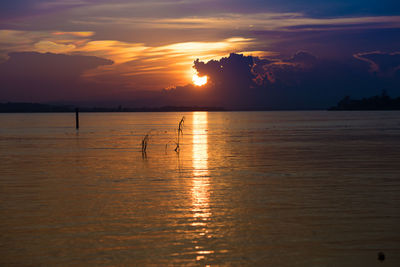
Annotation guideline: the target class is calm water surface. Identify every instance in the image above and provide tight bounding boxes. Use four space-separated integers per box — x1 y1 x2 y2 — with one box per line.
1 111 400 266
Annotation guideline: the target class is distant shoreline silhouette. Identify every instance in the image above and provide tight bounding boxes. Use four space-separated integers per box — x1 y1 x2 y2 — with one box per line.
3 93 400 113
329 90 400 110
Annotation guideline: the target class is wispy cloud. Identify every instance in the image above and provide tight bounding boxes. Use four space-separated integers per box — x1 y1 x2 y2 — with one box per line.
354 51 400 75
34 0 91 10
71 12 400 32
34 40 76 53
0 29 261 89
0 30 94 60
52 31 94 37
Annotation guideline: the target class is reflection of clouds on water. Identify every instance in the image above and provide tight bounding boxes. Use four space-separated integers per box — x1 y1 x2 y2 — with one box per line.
191 112 214 261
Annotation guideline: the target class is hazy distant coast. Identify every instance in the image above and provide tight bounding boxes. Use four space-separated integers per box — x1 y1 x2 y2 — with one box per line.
329 91 400 110
3 92 400 113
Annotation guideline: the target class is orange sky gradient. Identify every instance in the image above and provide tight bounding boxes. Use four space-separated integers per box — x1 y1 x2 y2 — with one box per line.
1 0 400 106
0 29 271 90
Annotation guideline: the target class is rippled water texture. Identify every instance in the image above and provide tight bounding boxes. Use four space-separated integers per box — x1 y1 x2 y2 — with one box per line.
1 111 400 266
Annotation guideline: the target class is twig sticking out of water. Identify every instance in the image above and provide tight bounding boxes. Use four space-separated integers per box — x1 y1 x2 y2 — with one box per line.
141 133 150 154
178 116 184 136
175 116 185 152
378 252 385 262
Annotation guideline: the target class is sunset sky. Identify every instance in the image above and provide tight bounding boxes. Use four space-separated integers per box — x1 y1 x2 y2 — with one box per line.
1 0 400 108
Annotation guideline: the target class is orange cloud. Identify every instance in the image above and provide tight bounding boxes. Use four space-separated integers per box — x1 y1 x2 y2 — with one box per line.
34 40 76 53
52 31 94 37
0 29 266 89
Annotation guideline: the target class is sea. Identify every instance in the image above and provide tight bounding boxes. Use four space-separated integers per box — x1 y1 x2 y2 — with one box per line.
1 111 400 266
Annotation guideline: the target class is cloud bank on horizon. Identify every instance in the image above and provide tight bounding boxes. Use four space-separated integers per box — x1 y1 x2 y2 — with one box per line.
0 0 400 108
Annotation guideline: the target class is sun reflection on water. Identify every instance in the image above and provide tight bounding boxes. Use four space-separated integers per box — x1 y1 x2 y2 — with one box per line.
191 112 213 261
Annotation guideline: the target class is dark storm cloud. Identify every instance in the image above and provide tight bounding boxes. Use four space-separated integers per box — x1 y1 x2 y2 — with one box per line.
194 53 256 90
185 52 400 109
193 51 317 88
0 52 113 102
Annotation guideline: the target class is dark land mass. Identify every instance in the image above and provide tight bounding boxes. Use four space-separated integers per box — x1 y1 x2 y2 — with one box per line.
6 94 400 112
329 91 400 110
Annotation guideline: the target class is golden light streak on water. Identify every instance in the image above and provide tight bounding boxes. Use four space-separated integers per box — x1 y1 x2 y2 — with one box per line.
192 112 209 178
191 112 213 261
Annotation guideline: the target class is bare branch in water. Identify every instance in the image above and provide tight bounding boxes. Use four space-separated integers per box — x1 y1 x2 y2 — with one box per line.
141 133 150 154
175 116 185 152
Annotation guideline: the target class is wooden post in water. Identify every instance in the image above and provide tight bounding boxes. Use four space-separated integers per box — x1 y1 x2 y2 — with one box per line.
75 108 79 129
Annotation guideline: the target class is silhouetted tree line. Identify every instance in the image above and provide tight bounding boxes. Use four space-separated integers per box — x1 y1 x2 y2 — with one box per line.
330 90 400 110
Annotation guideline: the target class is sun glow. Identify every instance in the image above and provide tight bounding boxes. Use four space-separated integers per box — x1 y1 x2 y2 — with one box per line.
192 74 208 86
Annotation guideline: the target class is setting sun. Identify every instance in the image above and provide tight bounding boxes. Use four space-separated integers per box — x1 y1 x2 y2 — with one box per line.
192 73 208 86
